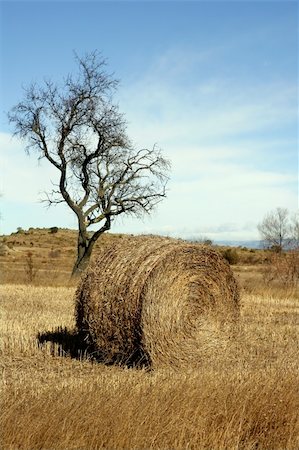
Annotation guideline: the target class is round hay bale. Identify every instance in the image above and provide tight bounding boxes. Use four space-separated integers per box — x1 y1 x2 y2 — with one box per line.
75 235 240 368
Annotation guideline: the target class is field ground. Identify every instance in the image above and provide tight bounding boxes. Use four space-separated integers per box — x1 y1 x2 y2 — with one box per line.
1 229 299 449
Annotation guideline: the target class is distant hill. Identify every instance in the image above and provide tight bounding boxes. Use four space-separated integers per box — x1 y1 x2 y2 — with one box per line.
215 240 262 249
187 238 262 249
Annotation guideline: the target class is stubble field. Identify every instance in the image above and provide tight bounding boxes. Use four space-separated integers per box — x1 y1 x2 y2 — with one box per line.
0 230 298 449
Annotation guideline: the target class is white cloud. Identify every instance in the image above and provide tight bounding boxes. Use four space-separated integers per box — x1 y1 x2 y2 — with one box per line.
0 133 61 201
0 132 78 232
122 79 296 147
119 42 296 151
113 47 297 239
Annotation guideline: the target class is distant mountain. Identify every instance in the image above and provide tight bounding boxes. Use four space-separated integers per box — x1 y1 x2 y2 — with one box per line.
215 240 262 249
188 239 262 249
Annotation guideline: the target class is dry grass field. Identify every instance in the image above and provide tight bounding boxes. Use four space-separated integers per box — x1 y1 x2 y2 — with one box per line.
1 229 299 449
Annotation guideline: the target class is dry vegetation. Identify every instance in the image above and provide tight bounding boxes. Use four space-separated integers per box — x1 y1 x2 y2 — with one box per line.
1 228 299 449
0 228 123 285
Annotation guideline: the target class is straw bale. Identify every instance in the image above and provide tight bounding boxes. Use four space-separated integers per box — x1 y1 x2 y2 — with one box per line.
75 235 240 367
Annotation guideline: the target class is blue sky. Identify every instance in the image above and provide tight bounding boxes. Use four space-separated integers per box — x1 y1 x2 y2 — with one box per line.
0 1 298 241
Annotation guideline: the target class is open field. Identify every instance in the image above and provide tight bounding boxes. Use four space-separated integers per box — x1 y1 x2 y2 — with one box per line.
1 229 299 449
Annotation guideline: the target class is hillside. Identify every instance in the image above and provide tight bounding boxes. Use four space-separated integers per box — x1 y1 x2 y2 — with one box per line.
0 227 268 289
0 228 128 285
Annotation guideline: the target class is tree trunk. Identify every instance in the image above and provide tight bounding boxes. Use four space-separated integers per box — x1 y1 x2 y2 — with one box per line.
71 233 95 278
71 217 111 279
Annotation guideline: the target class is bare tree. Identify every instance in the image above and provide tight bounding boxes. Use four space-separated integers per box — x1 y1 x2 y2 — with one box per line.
257 207 291 252
290 212 299 249
9 52 170 276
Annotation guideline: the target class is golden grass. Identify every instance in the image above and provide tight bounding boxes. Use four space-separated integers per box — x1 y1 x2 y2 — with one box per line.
0 229 130 285
1 282 299 449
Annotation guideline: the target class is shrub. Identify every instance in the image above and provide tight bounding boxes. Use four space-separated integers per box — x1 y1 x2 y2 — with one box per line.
263 251 299 288
24 251 38 283
222 248 239 265
49 227 59 234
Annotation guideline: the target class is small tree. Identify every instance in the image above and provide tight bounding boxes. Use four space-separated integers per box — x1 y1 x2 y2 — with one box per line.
257 207 291 252
290 212 299 250
9 52 170 276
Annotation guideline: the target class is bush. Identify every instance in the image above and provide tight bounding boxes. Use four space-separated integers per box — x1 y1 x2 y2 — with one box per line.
24 251 38 283
49 227 59 234
270 244 282 253
263 251 299 287
222 248 239 265
195 236 213 246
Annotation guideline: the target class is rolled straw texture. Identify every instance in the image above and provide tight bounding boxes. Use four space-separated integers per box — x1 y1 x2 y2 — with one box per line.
75 236 240 367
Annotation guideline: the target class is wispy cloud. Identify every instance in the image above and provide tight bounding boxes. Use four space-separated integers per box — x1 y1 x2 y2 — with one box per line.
114 45 297 239
0 132 79 232
0 133 60 203
122 76 296 145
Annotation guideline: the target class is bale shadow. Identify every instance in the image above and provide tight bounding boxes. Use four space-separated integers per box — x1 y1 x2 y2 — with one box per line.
37 327 91 360
37 327 151 369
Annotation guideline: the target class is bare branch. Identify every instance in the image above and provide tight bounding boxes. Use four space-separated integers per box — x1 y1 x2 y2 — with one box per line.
8 52 170 276
258 207 292 252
